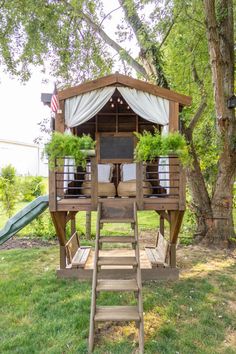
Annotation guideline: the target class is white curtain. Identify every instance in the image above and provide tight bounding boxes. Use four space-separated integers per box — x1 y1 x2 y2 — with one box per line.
158 125 169 194
65 87 116 128
117 87 169 125
63 129 76 191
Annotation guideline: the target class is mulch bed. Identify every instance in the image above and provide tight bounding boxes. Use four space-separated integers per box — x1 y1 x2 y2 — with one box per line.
0 237 57 251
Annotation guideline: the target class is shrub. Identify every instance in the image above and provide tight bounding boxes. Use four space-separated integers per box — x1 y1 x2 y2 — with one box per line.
44 132 95 169
23 210 56 239
20 176 46 202
0 165 19 217
134 130 190 166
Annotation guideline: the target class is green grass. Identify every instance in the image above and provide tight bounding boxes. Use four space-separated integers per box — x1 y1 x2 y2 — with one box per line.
0 246 235 353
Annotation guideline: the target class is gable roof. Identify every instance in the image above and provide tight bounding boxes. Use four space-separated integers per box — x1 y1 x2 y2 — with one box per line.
58 73 192 106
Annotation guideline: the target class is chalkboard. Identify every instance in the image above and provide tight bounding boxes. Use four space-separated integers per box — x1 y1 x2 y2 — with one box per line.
100 135 134 160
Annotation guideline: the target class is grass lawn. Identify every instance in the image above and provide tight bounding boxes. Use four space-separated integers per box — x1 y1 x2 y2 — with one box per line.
0 245 235 353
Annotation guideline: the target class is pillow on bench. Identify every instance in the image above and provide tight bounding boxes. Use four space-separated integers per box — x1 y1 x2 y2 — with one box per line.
82 163 116 197
118 163 152 197
85 163 114 182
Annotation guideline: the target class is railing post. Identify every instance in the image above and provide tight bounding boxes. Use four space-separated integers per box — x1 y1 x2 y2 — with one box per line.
136 162 143 210
91 157 98 210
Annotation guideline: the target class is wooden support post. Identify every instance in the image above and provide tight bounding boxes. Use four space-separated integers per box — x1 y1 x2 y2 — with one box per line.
91 157 98 210
71 215 76 236
86 211 92 239
169 244 176 268
169 210 185 267
136 162 143 210
55 100 65 132
60 245 67 269
50 211 67 269
160 215 165 236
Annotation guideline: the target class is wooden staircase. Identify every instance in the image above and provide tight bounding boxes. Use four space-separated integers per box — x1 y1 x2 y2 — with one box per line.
88 201 144 353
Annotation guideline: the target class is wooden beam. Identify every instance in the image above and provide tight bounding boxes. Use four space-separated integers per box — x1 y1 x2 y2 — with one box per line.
136 162 143 210
66 211 77 223
59 245 67 270
86 211 92 239
58 73 192 106
169 211 185 244
160 216 165 237
50 211 67 246
156 210 170 223
91 157 98 210
55 100 65 132
57 267 179 281
50 211 67 269
169 101 179 132
169 244 176 268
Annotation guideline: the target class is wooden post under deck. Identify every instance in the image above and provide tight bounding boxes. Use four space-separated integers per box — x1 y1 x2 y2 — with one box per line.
51 211 67 269
169 210 184 267
86 211 92 239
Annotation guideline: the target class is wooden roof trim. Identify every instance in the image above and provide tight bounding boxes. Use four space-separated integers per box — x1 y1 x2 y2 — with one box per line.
58 73 192 106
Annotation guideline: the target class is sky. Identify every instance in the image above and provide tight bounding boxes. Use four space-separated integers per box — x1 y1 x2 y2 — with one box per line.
0 72 53 145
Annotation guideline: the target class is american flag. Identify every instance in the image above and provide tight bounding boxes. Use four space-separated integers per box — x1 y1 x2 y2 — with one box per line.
50 84 59 113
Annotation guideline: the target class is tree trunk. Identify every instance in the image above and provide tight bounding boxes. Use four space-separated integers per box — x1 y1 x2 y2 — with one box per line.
203 0 236 246
185 143 213 241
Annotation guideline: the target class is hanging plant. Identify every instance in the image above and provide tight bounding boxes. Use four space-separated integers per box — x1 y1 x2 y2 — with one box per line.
44 132 96 169
134 130 190 166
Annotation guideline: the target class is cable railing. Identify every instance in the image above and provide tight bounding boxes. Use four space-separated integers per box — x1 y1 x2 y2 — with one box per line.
49 155 185 210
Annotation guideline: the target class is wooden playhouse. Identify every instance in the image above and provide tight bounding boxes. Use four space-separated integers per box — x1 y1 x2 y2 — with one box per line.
49 73 191 281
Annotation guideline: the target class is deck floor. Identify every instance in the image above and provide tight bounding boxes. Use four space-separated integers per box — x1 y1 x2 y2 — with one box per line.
84 249 152 269
57 248 179 280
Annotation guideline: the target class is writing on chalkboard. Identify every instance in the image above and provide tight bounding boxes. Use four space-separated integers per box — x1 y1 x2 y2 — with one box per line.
99 135 134 161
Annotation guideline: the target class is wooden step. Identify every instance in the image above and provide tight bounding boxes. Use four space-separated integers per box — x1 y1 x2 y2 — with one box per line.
98 256 137 266
99 236 136 244
100 218 135 224
96 279 138 292
94 306 140 321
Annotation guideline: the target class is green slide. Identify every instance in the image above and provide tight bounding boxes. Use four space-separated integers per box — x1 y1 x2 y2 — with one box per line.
0 195 49 245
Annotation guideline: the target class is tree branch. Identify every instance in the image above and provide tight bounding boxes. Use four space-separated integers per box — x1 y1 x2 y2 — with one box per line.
81 12 149 79
100 6 122 26
188 97 207 134
185 62 207 135
118 0 169 87
158 18 176 49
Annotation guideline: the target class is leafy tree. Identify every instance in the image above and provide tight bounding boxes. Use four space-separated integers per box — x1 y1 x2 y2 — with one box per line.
0 165 19 217
0 0 235 246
